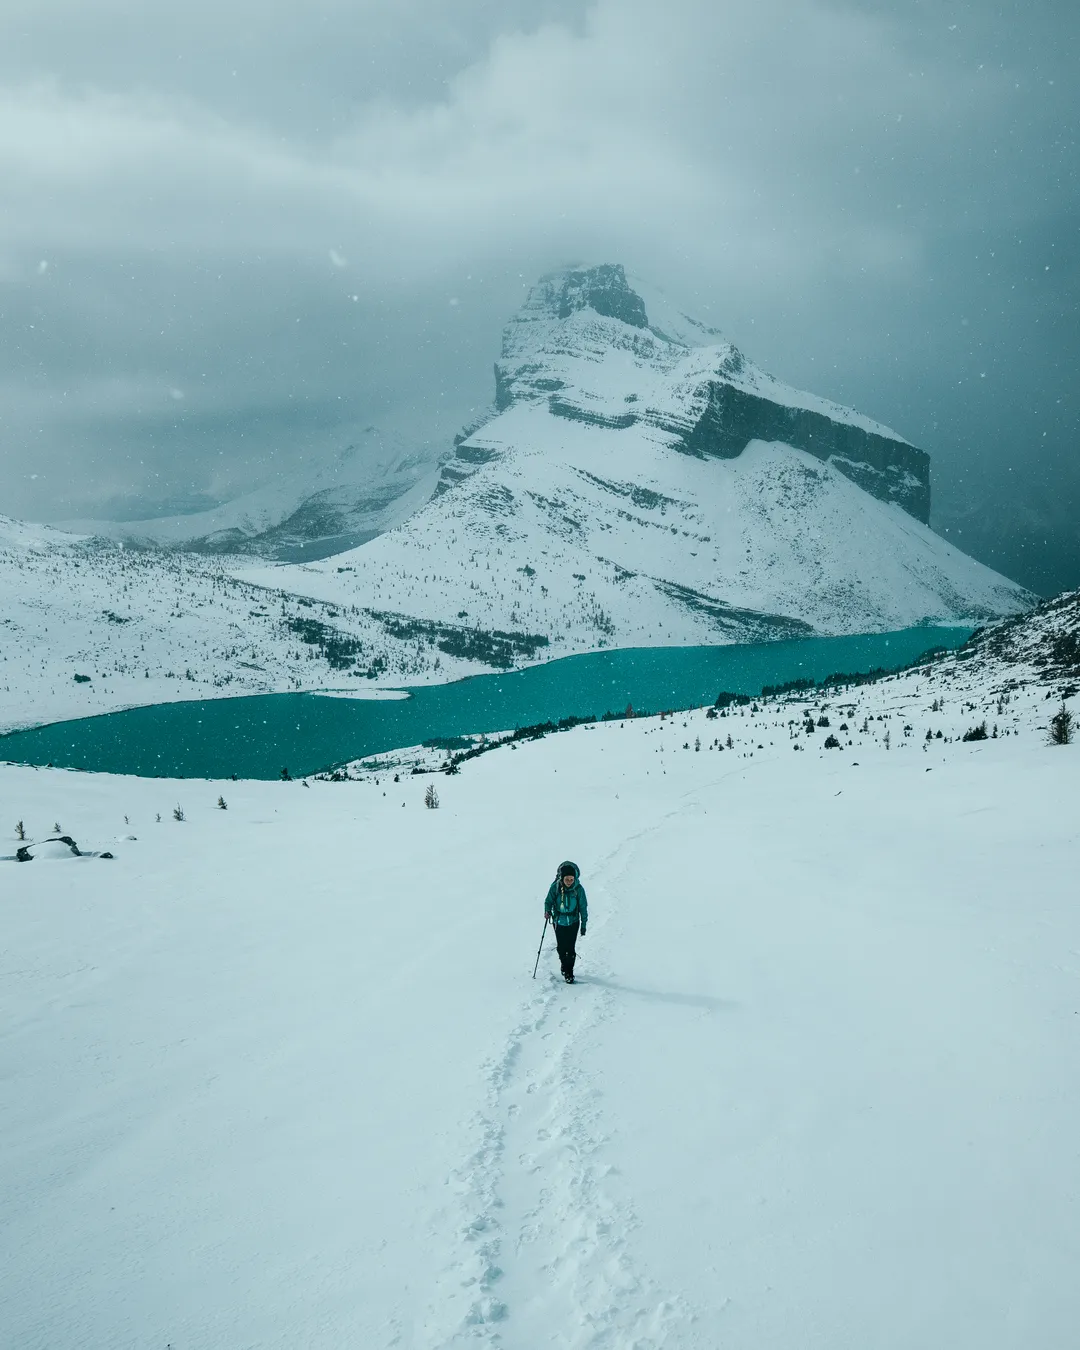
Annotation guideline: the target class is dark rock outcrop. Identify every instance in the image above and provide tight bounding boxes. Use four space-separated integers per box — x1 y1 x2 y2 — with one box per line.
554 263 649 327
677 381 931 523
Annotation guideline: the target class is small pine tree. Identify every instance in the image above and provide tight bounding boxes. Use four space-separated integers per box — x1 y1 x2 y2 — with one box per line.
53 822 61 834
725 733 733 750
173 805 185 822
15 820 25 841
425 784 440 809
156 813 162 823
1049 701 1074 745
217 796 227 810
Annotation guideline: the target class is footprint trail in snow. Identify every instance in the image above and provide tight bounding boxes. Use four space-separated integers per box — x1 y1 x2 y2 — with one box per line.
424 864 696 1349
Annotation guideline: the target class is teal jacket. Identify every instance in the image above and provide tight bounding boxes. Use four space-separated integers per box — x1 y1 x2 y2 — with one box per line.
545 861 588 929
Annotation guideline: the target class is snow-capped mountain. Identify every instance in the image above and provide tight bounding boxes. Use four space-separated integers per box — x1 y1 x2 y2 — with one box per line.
245 264 1031 648
60 428 439 563
0 266 1038 733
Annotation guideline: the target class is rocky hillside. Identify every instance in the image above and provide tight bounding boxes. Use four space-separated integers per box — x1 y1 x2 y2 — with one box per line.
964 587 1080 682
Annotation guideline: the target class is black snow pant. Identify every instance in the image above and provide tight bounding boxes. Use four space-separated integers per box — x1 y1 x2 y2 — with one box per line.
554 920 580 978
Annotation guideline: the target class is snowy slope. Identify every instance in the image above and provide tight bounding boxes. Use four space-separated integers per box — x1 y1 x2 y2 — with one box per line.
253 424 1028 651
243 267 1030 653
60 427 438 562
0 515 518 733
2 629 1077 1349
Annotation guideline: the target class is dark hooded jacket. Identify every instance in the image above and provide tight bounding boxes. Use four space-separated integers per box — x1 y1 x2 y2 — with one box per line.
545 860 588 929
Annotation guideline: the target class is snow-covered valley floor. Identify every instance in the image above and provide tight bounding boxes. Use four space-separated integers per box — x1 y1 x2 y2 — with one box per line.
2 659 1078 1349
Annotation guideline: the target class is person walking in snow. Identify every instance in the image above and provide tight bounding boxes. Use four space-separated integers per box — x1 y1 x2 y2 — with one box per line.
545 860 588 983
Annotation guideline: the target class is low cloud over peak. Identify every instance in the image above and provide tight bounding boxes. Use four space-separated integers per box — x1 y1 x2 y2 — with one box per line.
1 0 1077 592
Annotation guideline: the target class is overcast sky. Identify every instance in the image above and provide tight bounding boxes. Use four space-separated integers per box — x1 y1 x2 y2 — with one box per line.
1 0 1077 591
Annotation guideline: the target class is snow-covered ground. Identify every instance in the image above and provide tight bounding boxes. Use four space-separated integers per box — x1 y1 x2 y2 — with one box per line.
0 515 506 734
3 619 1077 1349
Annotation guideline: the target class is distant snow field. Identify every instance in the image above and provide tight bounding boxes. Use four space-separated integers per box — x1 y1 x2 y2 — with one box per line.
3 639 1077 1349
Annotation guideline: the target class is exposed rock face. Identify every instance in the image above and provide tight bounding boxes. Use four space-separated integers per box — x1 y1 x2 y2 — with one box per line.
549 263 650 327
490 263 931 522
678 381 931 522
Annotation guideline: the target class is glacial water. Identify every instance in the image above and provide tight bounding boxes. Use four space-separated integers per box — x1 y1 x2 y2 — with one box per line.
0 627 971 779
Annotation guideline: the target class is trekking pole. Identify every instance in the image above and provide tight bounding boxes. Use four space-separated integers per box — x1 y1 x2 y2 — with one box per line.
531 916 550 979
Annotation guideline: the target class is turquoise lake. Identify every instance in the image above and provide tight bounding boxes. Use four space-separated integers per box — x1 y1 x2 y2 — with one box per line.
0 627 971 780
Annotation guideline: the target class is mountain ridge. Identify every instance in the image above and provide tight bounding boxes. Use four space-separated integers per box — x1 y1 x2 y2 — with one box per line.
58 427 438 563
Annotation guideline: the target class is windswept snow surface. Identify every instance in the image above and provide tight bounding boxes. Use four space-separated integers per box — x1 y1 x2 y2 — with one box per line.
2 650 1078 1349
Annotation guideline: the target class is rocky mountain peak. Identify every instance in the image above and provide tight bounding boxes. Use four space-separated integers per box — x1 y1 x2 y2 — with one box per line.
486 263 933 523
538 263 650 328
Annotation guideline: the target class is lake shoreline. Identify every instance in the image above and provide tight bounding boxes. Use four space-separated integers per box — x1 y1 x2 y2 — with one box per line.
0 627 973 779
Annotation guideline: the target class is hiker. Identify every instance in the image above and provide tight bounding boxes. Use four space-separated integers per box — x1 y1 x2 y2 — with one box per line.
545 860 588 983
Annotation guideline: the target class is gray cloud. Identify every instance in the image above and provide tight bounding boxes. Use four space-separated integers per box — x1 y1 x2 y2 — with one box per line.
0 0 1076 591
